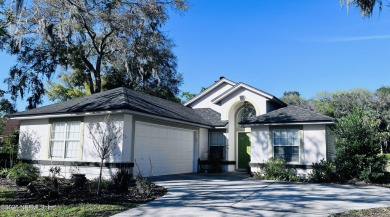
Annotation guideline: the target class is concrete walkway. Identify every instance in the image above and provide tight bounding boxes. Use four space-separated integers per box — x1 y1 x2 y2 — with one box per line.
112 173 390 217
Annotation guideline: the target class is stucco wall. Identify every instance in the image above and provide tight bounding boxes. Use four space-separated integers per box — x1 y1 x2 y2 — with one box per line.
19 119 50 160
198 128 209 161
37 164 127 180
250 125 270 163
189 82 233 113
303 124 327 165
83 114 125 163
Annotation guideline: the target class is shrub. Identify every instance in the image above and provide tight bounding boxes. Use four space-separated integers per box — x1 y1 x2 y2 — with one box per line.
7 163 40 186
0 168 9 178
112 168 131 193
88 177 113 193
309 159 337 183
263 158 298 181
333 109 388 183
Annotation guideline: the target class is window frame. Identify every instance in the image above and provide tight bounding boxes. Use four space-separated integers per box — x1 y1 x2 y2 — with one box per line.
270 126 303 164
48 118 83 160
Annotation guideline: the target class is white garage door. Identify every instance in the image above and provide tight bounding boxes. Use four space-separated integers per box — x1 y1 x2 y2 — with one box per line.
134 122 195 177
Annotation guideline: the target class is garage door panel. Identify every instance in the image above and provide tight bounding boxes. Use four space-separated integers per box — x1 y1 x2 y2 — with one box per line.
134 122 194 177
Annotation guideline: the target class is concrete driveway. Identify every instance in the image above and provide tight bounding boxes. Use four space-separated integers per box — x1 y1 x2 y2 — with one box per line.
112 173 390 217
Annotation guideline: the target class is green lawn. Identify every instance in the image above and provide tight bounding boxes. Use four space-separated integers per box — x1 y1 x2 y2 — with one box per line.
0 185 138 217
0 203 137 217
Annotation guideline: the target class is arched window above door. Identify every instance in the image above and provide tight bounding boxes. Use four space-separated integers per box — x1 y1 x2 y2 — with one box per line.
241 106 256 122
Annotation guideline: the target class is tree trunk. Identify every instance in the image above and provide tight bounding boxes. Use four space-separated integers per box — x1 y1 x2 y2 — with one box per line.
94 55 102 93
97 158 104 196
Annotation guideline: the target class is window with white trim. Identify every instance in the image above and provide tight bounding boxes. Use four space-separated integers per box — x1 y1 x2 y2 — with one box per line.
50 121 81 159
273 129 300 162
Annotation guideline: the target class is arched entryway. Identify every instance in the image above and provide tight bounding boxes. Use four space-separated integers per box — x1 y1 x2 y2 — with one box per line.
236 102 256 170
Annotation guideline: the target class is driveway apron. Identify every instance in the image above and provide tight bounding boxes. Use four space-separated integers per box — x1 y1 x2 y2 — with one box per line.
112 173 390 217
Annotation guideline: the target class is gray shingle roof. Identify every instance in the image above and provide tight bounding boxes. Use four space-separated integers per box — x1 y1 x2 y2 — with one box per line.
193 108 228 127
239 105 334 125
9 87 214 127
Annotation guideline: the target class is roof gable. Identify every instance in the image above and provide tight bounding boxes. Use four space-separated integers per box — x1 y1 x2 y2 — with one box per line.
183 77 236 106
239 105 334 125
212 82 286 106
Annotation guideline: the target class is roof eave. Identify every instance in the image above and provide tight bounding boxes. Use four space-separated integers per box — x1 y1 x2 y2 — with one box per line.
212 83 275 104
240 121 334 127
10 109 214 129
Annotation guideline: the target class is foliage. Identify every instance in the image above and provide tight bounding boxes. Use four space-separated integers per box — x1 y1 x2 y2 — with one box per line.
46 72 90 102
333 108 387 182
180 87 207 103
0 90 16 117
280 91 306 107
135 174 154 197
7 163 40 186
3 0 188 108
0 168 8 178
263 158 299 181
87 115 123 196
339 0 382 17
88 177 113 192
180 91 197 103
112 168 132 193
0 130 19 168
103 67 183 103
309 159 337 183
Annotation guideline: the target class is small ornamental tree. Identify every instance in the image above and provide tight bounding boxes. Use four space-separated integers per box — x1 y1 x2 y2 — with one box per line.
333 108 387 182
88 115 123 196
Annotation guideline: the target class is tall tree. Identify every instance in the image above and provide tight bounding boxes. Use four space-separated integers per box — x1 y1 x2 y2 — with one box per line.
4 0 188 108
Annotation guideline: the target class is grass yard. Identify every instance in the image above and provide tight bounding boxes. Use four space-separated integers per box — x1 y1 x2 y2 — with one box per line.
0 181 145 217
330 207 390 217
0 203 137 217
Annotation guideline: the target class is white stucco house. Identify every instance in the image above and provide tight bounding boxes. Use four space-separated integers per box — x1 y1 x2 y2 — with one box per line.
9 77 334 179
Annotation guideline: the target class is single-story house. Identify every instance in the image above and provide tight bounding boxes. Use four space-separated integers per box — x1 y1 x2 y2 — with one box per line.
8 77 334 179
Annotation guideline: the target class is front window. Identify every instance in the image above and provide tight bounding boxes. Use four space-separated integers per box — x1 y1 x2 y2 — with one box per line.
209 132 225 160
273 129 300 162
50 121 81 159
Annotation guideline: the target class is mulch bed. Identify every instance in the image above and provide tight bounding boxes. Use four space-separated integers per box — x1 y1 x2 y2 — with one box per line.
0 177 167 205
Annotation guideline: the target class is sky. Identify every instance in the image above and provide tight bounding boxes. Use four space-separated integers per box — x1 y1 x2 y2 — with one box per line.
1 1 390 111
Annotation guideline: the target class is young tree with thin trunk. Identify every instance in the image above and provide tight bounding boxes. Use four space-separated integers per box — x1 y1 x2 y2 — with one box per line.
87 115 123 196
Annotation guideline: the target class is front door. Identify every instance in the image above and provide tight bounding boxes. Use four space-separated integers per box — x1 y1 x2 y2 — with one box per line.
238 132 251 170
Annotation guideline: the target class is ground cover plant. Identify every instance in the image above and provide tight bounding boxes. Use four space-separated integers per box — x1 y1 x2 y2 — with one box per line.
0 167 167 216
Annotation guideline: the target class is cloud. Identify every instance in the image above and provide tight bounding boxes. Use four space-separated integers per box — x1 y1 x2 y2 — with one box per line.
304 34 390 42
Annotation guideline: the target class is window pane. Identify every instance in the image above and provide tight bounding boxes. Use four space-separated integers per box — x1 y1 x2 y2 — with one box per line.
65 141 78 158
274 137 280 146
209 132 224 146
67 122 80 140
50 141 64 158
51 123 65 140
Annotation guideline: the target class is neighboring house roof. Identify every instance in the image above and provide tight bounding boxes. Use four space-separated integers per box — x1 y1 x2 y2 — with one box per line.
193 108 228 127
239 105 334 126
212 82 286 106
0 119 20 137
184 77 236 106
8 87 216 127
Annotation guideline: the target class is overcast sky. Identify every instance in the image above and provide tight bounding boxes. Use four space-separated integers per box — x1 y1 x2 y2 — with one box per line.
1 1 390 111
